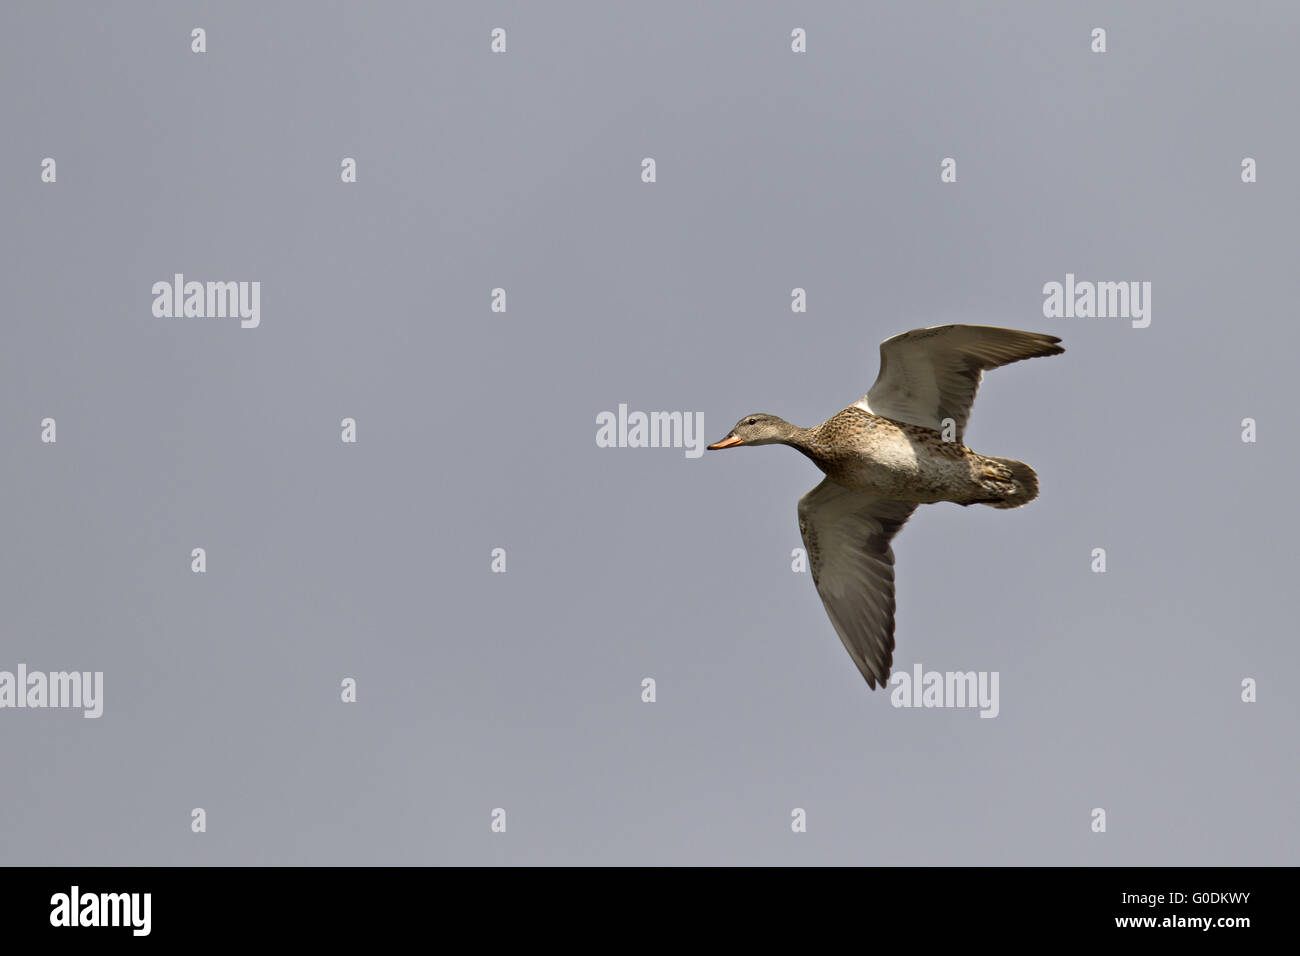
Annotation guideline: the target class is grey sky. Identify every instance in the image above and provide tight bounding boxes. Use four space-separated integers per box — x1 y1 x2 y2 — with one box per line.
1 1 1296 865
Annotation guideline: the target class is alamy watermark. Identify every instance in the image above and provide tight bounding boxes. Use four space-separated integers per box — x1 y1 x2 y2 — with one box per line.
50 886 150 936
596 404 706 459
152 273 260 328
889 664 999 718
1042 273 1150 328
0 664 103 718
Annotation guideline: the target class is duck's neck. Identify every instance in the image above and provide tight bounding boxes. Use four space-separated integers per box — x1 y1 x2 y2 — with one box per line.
777 423 823 463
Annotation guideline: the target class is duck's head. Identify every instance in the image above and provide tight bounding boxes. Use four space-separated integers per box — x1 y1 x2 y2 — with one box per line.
708 413 796 449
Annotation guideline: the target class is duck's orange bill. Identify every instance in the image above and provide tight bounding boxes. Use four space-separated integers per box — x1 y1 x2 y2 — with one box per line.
707 434 744 449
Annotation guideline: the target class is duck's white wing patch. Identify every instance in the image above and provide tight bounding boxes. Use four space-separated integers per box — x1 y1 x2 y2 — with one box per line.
797 479 916 690
860 324 1063 441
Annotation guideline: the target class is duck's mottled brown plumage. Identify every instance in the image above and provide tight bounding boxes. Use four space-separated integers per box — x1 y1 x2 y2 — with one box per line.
781 406 1023 505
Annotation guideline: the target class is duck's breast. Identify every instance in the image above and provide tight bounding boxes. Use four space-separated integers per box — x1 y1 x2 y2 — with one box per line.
816 412 973 501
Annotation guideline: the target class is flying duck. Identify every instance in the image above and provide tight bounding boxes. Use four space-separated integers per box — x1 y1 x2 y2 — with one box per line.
707 324 1064 688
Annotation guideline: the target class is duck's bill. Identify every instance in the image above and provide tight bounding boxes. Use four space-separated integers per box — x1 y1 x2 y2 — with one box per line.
707 434 744 449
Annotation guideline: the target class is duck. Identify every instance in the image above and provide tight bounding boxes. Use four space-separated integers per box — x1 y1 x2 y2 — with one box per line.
707 324 1064 689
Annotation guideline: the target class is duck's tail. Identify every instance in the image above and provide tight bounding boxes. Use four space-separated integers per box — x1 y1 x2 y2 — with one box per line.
978 456 1039 509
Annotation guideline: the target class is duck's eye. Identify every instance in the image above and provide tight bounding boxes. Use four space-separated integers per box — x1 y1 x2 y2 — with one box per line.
744 418 757 426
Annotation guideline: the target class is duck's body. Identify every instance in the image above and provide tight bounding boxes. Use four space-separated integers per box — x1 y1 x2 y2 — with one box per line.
780 405 1003 504
787 406 1029 506
707 324 1063 689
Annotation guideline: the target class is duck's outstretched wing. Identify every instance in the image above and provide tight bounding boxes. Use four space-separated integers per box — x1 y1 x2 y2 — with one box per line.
858 325 1063 442
798 479 917 689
